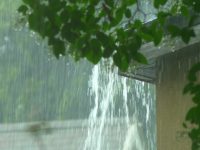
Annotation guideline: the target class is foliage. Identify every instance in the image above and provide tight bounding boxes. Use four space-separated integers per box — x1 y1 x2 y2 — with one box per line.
183 63 200 150
17 0 200 149
18 0 199 71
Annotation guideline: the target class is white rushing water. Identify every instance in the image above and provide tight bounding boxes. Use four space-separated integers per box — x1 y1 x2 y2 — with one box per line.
83 61 156 150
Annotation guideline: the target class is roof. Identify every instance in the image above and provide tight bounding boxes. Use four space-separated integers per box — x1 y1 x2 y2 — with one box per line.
119 22 200 83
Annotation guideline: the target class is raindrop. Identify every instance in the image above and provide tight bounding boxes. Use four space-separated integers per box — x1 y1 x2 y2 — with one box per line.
0 45 6 53
30 31 36 37
171 45 176 52
178 61 181 69
4 36 9 42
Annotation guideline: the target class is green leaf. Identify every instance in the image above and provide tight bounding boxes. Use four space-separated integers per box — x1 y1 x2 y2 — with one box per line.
139 32 153 42
181 28 195 44
157 11 171 25
187 62 200 82
167 25 181 37
113 52 129 71
138 25 153 42
18 5 28 15
114 7 124 25
50 39 65 58
125 9 131 18
189 128 200 150
192 92 200 104
186 106 200 124
153 28 163 46
90 0 99 5
190 85 200 94
183 0 200 13
127 33 142 52
189 15 199 27
61 24 79 43
28 13 41 32
105 0 114 7
126 0 136 5
102 22 110 31
170 4 179 14
132 52 148 64
189 128 200 141
103 47 115 58
22 0 35 6
183 0 193 6
116 29 127 42
85 39 102 64
154 0 168 8
48 0 66 12
182 122 187 128
96 31 109 44
86 5 95 22
96 32 115 58
183 82 194 94
193 0 200 13
181 5 189 17
133 20 142 29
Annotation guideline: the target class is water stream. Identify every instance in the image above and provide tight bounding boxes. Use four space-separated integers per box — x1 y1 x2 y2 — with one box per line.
83 61 156 150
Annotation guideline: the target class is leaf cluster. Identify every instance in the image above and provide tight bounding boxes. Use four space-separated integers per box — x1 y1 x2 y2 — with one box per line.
183 63 200 150
18 0 198 72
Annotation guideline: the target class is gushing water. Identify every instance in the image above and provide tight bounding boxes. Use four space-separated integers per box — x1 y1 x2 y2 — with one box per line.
84 62 120 150
122 122 144 150
84 61 156 150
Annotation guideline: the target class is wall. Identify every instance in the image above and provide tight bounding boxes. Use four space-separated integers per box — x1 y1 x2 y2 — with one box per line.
156 43 200 150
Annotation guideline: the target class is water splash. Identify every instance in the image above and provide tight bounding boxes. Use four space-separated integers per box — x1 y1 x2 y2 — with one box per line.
123 121 144 150
84 61 119 150
84 61 156 150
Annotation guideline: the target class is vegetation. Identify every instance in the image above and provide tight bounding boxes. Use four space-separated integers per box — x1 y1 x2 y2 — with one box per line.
17 0 200 149
18 0 199 71
183 63 200 150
